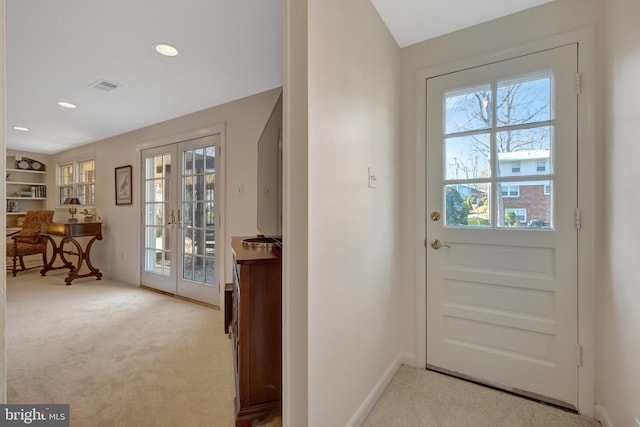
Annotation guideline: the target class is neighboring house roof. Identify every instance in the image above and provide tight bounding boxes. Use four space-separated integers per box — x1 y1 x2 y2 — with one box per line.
497 150 550 161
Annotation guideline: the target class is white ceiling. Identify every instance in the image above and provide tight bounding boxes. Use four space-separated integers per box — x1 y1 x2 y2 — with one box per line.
7 0 283 154
370 0 555 48
6 0 554 155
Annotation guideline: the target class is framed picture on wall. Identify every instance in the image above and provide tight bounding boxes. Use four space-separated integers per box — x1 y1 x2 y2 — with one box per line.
115 165 132 205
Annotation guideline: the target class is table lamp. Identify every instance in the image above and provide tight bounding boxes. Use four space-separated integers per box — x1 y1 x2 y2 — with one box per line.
64 198 81 222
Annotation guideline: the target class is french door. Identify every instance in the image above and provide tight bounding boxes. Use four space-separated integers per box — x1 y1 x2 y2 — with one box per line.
426 45 578 408
140 134 221 306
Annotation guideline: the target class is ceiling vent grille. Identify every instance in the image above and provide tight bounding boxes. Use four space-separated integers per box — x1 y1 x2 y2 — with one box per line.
90 80 120 92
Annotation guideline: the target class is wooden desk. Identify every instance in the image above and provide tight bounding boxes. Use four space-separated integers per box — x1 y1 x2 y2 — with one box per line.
40 222 103 285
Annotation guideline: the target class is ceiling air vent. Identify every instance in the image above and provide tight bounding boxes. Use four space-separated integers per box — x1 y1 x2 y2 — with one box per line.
90 79 120 92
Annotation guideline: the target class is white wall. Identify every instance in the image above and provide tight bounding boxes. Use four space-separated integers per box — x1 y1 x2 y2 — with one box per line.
50 88 281 286
306 0 403 426
600 0 640 425
1 0 6 404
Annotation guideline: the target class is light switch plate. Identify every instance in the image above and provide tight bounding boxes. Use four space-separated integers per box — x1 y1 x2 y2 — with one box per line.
368 167 377 188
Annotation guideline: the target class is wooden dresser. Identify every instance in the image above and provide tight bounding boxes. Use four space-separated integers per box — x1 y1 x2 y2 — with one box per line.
229 237 282 427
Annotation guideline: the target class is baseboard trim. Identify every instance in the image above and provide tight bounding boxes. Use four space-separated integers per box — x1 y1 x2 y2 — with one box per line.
595 405 614 427
345 352 415 427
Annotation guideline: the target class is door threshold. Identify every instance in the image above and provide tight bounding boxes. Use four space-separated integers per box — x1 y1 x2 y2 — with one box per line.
425 364 577 413
139 285 220 310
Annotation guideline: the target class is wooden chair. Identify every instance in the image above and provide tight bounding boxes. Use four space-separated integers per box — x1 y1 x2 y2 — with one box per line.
6 210 54 277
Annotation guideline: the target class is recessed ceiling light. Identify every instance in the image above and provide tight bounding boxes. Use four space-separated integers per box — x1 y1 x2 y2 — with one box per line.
58 101 77 109
13 126 29 132
154 43 179 57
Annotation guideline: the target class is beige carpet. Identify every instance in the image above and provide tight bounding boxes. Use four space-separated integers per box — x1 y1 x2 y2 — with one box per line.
362 365 600 427
6 271 281 427
7 271 599 427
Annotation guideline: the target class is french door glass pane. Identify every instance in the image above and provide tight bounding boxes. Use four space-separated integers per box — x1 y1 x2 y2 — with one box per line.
497 75 552 126
184 255 193 281
497 180 553 229
195 256 205 282
497 127 553 176
206 146 216 173
445 85 492 134
205 258 215 285
444 183 491 228
445 134 491 180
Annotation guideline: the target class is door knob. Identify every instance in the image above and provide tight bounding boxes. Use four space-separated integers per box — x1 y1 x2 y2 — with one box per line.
430 239 451 250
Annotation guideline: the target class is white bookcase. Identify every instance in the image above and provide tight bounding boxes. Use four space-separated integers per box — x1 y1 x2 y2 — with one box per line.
6 155 48 228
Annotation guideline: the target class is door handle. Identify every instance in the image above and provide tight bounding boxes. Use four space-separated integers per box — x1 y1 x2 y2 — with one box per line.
430 239 451 250
169 209 175 225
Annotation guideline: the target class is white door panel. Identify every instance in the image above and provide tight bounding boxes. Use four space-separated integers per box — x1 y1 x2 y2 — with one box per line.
426 44 578 408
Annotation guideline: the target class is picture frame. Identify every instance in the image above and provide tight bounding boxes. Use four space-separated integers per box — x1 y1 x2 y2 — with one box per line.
115 165 133 205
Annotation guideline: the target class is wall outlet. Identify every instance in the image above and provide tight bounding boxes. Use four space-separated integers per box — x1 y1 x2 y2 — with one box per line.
368 167 377 188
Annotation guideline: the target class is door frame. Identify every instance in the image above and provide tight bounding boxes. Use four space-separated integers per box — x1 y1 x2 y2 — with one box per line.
136 124 227 309
413 27 597 416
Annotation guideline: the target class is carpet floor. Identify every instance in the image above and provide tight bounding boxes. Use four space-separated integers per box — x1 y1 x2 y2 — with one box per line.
7 271 599 427
6 271 280 427
362 365 600 427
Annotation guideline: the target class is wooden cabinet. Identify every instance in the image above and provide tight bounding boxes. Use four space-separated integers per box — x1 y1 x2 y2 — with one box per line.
229 237 282 427
6 155 48 228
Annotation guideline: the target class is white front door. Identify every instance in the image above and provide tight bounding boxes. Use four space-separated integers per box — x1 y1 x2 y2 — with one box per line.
141 134 221 306
426 44 578 408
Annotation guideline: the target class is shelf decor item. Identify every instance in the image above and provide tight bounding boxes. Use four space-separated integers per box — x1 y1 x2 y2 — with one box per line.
115 165 132 205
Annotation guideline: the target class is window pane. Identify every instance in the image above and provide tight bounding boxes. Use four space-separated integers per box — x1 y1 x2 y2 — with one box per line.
445 183 491 228
194 148 205 174
205 174 215 201
59 164 74 185
205 257 215 285
497 127 552 177
497 180 552 229
59 186 73 205
497 75 552 127
194 256 205 282
184 150 193 176
77 184 95 205
206 146 216 173
445 134 491 180
183 255 193 281
78 160 95 183
445 85 492 134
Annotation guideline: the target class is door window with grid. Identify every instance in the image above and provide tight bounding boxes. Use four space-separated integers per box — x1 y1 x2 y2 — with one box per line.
443 73 555 229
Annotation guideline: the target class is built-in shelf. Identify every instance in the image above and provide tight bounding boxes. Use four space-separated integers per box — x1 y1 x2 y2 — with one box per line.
6 156 49 228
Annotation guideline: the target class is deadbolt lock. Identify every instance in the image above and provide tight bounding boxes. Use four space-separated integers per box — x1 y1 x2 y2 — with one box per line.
430 212 441 221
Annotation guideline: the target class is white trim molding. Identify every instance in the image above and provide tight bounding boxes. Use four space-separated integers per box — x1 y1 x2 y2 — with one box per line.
595 405 615 427
346 353 416 427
